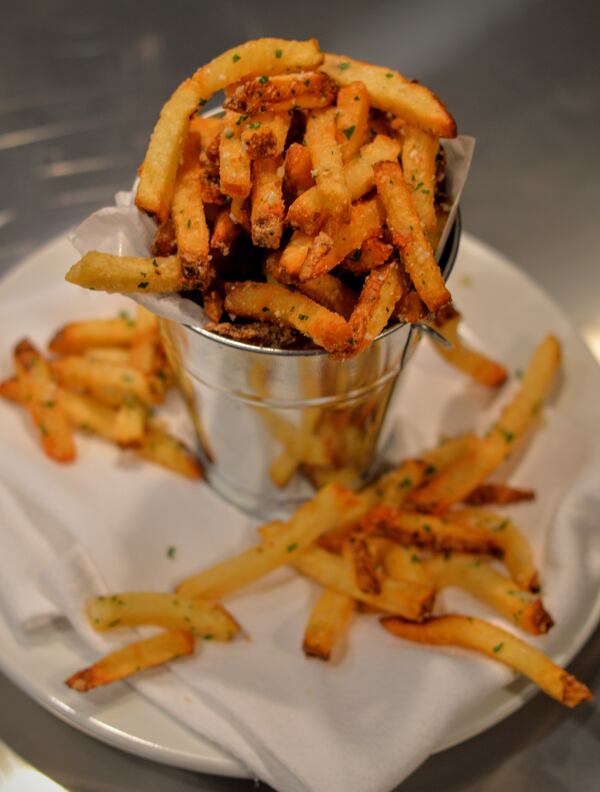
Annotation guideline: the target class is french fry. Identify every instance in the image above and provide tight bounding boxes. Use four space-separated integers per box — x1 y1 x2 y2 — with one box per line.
50 356 160 407
381 543 431 585
57 388 119 440
299 198 384 281
188 115 224 151
381 615 592 707
128 306 160 374
425 554 553 635
269 448 301 488
65 629 195 692
241 112 291 159
135 79 204 221
396 289 427 324
65 253 188 294
13 339 76 463
177 483 359 600
0 375 21 403
342 533 380 595
363 506 502 556
464 484 535 506
374 160 450 312
224 282 353 353
250 156 285 248
229 197 251 231
302 589 355 661
219 112 252 198
321 54 456 138
343 236 393 275
348 261 403 352
224 71 335 114
280 230 313 276
287 134 401 235
137 425 203 480
205 321 300 348
113 400 146 448
409 336 561 513
171 125 211 285
370 459 429 508
87 592 238 640
203 289 224 323
429 305 508 387
305 108 351 221
151 216 177 257
284 142 315 195
336 81 370 162
211 207 240 255
420 433 480 475
49 314 138 354
401 126 439 235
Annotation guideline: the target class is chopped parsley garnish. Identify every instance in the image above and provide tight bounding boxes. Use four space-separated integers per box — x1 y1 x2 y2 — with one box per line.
287 542 298 553
198 98 208 106
258 75 269 84
412 181 424 193
261 306 269 312
492 642 504 653
342 125 356 140
515 368 524 379
275 48 283 58
248 122 261 129
351 249 362 261
166 545 176 559
297 314 309 321
224 130 234 139
422 524 432 533
498 427 515 443
425 464 437 475
43 400 55 408
39 424 49 436
232 53 241 63
339 62 350 70
187 218 192 229
236 114 248 125
304 78 311 86
152 258 159 268
493 519 509 533
410 554 421 563
137 282 149 289
385 72 393 79
398 477 412 488
203 634 214 640
108 619 121 628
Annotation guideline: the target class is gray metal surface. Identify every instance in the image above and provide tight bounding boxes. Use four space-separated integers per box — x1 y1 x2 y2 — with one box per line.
1 1 599 790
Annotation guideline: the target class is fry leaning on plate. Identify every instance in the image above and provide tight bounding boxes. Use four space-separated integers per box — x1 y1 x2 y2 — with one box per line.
0 34 593 782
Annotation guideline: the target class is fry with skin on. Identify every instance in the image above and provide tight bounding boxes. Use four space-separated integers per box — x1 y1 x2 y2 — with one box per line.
202 289 224 323
343 237 393 275
250 157 285 248
188 115 224 151
303 589 355 661
287 134 401 235
401 126 439 235
224 71 335 114
342 533 380 595
87 592 238 640
336 81 370 162
241 112 291 159
299 198 384 281
279 231 313 277
219 112 252 198
321 53 456 138
429 305 508 387
229 197 251 231
13 340 76 463
374 160 451 312
224 282 353 353
305 108 351 222
65 253 189 294
65 630 195 692
177 484 359 600
284 142 315 195
137 425 203 480
347 261 403 353
381 615 592 708
410 335 561 513
211 207 240 256
204 321 300 348
464 484 535 506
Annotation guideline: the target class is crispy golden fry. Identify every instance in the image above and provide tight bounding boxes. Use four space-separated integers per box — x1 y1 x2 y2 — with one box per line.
50 356 160 407
425 554 553 635
113 400 146 448
284 142 315 195
211 207 241 255
224 71 335 114
65 253 188 294
369 459 429 508
322 53 456 138
172 126 211 285
453 509 539 592
202 289 224 323
57 388 119 440
303 464 360 491
188 115 224 151
241 112 291 159
87 592 238 640
192 38 324 97
224 282 353 353
13 339 76 463
302 589 355 661
336 81 370 162
299 199 384 281
363 506 502 556
465 484 535 506
135 79 204 221
204 321 300 348
250 156 285 248
198 156 227 205
374 161 450 312
49 315 138 354
429 305 508 387
229 197 251 231
348 261 403 352
0 375 20 402
342 533 380 595
177 483 358 600
65 629 195 692
381 615 592 707
305 108 351 222
219 112 252 198
410 336 561 513
287 134 401 235
128 306 160 374
396 289 427 324
265 253 356 319
151 216 177 257
137 425 203 479
420 433 480 476
280 230 313 276
381 543 430 585
401 126 438 235
343 236 393 275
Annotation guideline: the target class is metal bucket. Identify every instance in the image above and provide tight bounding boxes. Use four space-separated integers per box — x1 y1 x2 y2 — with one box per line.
160 213 461 519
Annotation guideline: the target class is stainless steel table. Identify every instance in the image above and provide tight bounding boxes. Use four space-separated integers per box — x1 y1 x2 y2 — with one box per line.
1 1 599 789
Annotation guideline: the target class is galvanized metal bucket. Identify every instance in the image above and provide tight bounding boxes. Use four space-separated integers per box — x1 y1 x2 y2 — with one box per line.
160 213 461 519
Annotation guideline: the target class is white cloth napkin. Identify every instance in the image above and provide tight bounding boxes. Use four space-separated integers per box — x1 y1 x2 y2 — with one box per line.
1 276 600 792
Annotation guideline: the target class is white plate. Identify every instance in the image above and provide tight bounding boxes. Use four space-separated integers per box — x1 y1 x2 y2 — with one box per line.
1 232 599 779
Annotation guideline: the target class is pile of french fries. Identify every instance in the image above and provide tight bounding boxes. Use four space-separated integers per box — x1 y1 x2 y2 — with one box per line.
65 37 459 356
65 334 592 710
0 307 202 479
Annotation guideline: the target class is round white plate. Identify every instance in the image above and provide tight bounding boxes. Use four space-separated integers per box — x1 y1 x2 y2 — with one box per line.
1 232 599 778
